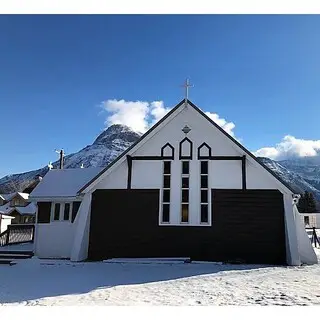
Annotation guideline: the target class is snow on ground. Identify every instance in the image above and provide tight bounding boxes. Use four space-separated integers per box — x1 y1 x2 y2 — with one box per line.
0 242 34 252
1 249 320 306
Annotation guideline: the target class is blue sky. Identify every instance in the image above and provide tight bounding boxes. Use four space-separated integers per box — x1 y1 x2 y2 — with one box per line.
1 14 320 176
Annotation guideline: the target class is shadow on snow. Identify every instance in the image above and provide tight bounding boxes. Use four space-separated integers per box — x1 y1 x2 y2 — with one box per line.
0 260 283 304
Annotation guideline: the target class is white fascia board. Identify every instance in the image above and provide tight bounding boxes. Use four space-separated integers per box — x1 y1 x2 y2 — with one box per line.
29 196 83 202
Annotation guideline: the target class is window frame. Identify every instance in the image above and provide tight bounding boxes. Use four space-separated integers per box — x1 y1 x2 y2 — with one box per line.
200 160 210 225
180 160 190 224
160 161 171 224
51 202 73 223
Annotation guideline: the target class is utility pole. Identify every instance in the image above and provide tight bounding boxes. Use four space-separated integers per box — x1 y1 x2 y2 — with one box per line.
55 149 65 169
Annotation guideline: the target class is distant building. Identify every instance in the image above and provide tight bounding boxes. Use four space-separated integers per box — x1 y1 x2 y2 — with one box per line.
300 212 320 228
0 176 42 224
0 192 36 224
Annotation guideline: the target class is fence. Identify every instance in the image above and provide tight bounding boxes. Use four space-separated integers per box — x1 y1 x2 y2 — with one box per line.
0 224 35 247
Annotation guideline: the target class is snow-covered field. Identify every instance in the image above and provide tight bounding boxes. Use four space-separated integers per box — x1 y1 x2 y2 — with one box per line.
1 247 320 306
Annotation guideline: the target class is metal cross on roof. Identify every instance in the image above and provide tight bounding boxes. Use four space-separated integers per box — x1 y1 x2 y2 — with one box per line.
181 78 194 101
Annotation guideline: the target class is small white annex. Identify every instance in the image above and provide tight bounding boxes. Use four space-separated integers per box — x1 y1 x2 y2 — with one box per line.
0 214 14 233
29 167 102 259
30 99 317 266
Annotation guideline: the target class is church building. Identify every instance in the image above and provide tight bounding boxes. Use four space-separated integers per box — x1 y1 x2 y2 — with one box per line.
30 99 317 266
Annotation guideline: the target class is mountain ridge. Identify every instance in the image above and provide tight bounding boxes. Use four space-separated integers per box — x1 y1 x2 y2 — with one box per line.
1 124 320 203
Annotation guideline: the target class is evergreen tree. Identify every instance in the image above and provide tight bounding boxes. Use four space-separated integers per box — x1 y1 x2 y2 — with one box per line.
306 192 317 213
297 191 317 213
297 192 307 212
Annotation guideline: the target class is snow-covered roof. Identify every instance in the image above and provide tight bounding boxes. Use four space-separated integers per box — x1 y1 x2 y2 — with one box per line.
0 214 14 219
1 193 16 201
0 203 13 215
30 168 103 199
0 192 29 202
0 202 36 216
15 202 37 216
17 193 29 200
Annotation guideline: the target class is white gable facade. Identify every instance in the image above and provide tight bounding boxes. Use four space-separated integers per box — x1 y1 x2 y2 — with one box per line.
33 100 317 265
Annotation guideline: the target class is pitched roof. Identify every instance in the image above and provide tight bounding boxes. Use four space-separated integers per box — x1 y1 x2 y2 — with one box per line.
17 192 29 200
0 203 12 214
78 99 296 194
0 202 36 216
15 202 37 216
1 193 16 201
30 167 103 199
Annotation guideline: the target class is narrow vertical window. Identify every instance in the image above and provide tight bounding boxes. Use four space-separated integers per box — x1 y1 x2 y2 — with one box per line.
181 161 190 223
64 203 71 221
162 161 171 223
200 161 209 223
53 203 60 221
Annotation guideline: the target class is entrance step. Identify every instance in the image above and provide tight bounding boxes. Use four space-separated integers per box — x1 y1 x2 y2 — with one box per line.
103 257 191 264
0 259 17 266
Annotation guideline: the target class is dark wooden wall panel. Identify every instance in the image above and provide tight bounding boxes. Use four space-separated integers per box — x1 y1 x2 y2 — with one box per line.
88 189 286 265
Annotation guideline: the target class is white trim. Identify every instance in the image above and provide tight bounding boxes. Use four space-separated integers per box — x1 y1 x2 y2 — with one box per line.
180 160 190 224
30 196 82 202
50 201 73 223
159 160 172 225
81 104 188 194
283 194 300 265
199 160 211 225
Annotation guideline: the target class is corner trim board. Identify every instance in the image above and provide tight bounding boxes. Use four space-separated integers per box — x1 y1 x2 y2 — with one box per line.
242 155 247 190
126 155 132 189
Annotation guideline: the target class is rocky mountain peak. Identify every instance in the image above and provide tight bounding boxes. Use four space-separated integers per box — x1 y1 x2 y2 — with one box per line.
93 124 141 146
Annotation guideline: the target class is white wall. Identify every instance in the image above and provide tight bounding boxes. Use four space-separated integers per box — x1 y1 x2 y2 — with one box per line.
35 222 75 259
0 216 13 233
293 206 317 264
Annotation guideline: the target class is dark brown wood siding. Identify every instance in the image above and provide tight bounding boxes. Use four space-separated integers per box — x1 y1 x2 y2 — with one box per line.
211 189 286 264
88 189 286 265
37 202 51 223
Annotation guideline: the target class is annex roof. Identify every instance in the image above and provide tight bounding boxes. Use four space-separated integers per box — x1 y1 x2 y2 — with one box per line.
30 167 103 199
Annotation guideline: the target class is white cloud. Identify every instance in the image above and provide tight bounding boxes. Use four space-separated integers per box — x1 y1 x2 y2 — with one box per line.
101 99 237 137
254 135 320 160
101 100 319 161
102 99 150 133
204 112 236 137
149 101 171 126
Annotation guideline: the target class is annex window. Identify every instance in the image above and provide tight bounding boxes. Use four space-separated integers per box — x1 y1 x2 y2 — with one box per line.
304 216 310 226
51 202 73 222
53 203 60 221
181 161 190 223
161 161 171 223
64 203 71 221
200 161 209 223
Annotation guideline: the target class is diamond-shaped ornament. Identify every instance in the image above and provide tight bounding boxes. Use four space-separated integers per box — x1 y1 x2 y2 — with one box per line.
182 125 191 134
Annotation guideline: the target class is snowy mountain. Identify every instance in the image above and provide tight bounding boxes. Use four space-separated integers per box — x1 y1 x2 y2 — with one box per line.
0 124 141 193
257 157 320 200
1 124 320 202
